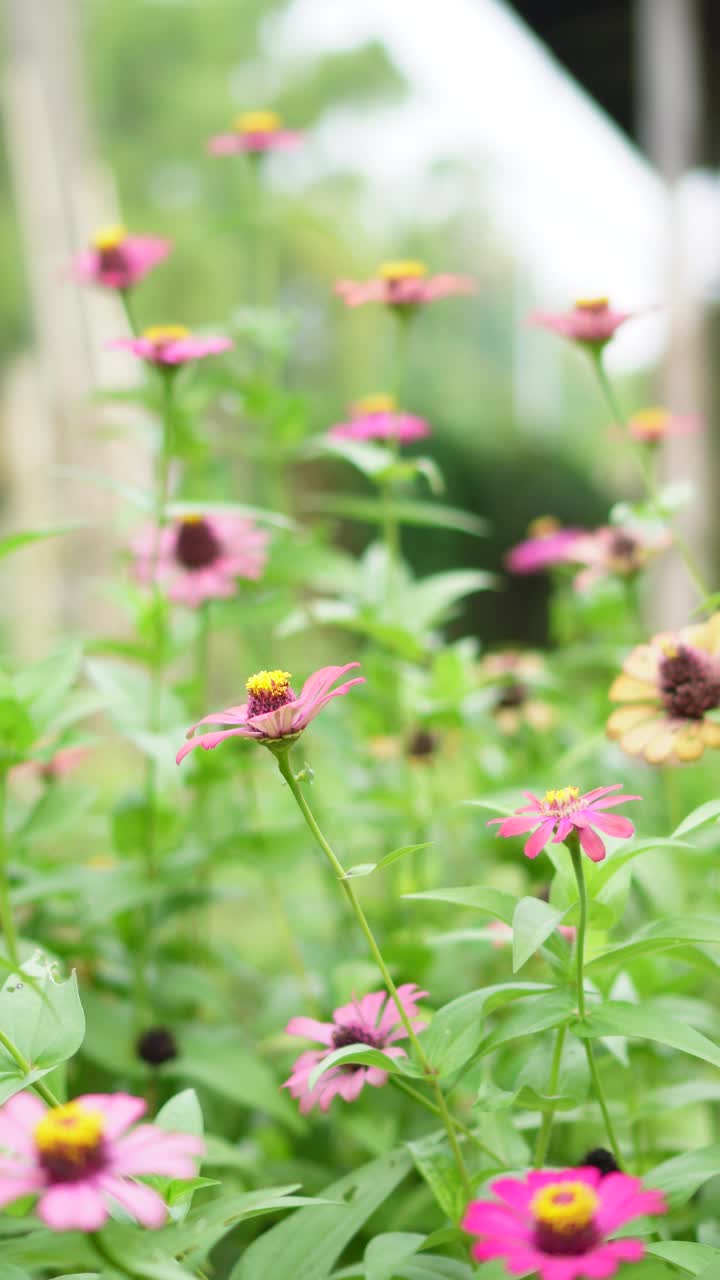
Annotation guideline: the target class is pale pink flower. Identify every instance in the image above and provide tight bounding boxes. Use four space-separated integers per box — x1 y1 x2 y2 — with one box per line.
335 259 475 309
208 110 302 155
177 664 364 762
0 1091 203 1232
488 919 576 948
571 525 670 592
489 784 640 863
627 406 701 444
132 513 269 607
329 393 430 444
282 985 427 1113
109 325 232 367
505 519 584 575
463 1166 666 1280
72 226 171 292
527 297 633 347
11 746 89 783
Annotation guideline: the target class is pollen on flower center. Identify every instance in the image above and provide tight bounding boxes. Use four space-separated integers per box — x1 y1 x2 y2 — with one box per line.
527 515 561 539
659 644 720 720
574 296 609 312
531 1181 599 1256
92 224 127 252
354 393 397 415
246 669 295 717
632 407 667 432
143 324 190 345
34 1102 105 1182
236 110 281 134
175 517 222 570
542 785 580 812
379 259 427 281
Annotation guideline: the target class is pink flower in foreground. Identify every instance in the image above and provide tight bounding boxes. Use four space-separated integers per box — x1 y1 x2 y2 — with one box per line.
329 393 430 445
208 110 302 155
335 260 476 309
109 325 232 367
177 664 364 762
505 518 584 575
282 985 427 1113
490 784 640 863
627 406 701 444
570 525 670 592
132 513 269 608
0 1092 203 1231
463 1166 666 1280
527 297 633 347
72 225 171 292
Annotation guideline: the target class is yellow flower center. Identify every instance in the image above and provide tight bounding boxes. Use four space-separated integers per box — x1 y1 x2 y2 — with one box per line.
354 393 397 415
378 259 427 282
92 224 127 252
574 296 609 312
528 515 561 539
236 110 282 134
660 639 679 659
142 325 190 344
34 1102 104 1165
542 785 580 810
531 1181 599 1233
630 407 668 436
246 670 292 697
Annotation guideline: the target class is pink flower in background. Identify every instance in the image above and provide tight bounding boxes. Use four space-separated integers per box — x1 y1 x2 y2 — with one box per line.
177 664 364 762
571 525 670 592
527 297 633 347
109 325 232 367
329 394 430 445
505 518 584 575
72 226 171 292
282 985 427 1113
490 784 640 863
335 260 476 308
627 406 701 444
0 1091 203 1231
488 919 577 948
208 110 302 155
463 1166 666 1280
11 746 89 783
132 513 269 608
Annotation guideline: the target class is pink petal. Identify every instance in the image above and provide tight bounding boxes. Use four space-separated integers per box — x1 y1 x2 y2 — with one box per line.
355 991 388 1030
37 1182 109 1231
586 794 642 811
596 1172 666 1232
580 785 624 803
97 1174 167 1227
489 1176 534 1213
284 1016 335 1046
337 1070 367 1103
578 825 607 862
76 1093 146 1140
0 1093 47 1155
496 813 544 837
0 1172 44 1207
462 1202 531 1239
377 984 428 1036
110 1127 203 1177
176 725 256 763
586 813 635 838
248 701 300 737
524 817 557 859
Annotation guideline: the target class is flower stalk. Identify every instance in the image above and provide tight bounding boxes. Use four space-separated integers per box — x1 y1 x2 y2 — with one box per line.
0 772 19 969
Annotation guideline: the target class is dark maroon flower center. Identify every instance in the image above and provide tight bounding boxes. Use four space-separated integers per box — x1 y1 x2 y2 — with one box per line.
175 518 222 570
98 244 129 274
534 1221 599 1257
39 1141 107 1184
607 531 642 573
659 644 720 720
496 681 528 710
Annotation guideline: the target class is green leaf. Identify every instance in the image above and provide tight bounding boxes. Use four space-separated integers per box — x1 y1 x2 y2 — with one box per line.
14 642 84 730
673 800 720 838
162 1028 302 1131
419 983 557 1077
477 990 576 1059
18 784 96 845
85 658 182 733
0 525 85 561
169 500 297 532
403 886 516 925
391 571 496 633
308 1044 406 1089
586 916 720 973
0 959 85 1102
646 1144 720 1208
592 838 693 892
154 1089 203 1138
301 493 487 536
646 1243 720 1275
232 1148 412 1280
408 1136 466 1221
364 1233 426 1280
511 897 570 972
577 1001 720 1069
343 844 433 879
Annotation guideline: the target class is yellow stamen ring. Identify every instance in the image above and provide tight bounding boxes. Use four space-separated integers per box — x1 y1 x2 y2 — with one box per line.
92 224 127 252
236 110 282 134
378 259 427 281
354 393 397 415
542 786 580 809
246 670 292 696
34 1102 104 1164
143 325 190 344
531 1181 599 1233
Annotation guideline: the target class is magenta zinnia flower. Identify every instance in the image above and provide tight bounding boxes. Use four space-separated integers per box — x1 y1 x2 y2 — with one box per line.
329 393 430 445
177 664 364 762
208 110 302 155
282 985 427 1113
627 406 701 444
132 513 269 607
490 784 640 863
109 325 232 367
463 1166 666 1280
335 260 475 309
505 518 584 575
528 297 634 348
0 1091 203 1231
72 225 171 292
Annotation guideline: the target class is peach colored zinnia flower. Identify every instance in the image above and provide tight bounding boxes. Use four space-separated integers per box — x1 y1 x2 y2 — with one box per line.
608 613 720 763
527 297 633 347
335 259 475 309
177 664 364 761
109 325 232 367
208 110 302 154
627 406 701 444
490 784 639 863
282 985 427 1113
463 1166 666 1280
132 513 268 607
0 1091 203 1231
72 225 171 292
329 393 430 445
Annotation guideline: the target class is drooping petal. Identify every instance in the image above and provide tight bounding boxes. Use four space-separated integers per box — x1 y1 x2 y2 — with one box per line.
97 1173 168 1227
37 1182 109 1231
176 725 257 763
284 1017 335 1046
586 813 635 838
577 825 607 862
524 818 557 859
0 1092 47 1155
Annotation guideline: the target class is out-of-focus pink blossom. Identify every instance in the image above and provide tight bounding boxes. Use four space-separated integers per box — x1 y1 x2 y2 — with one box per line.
11 746 89 784
335 260 476 308
72 226 171 292
571 525 670 592
132 513 269 608
527 297 633 347
208 110 302 155
109 325 232 367
329 394 430 444
490 784 640 863
505 518 584 575
627 406 701 443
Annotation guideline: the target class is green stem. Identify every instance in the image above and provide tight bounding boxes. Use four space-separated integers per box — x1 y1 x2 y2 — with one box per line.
568 836 623 1167
0 1027 60 1107
391 1076 503 1164
533 1024 567 1167
120 289 138 336
590 351 710 602
276 750 472 1202
91 1232 145 1279
0 774 19 968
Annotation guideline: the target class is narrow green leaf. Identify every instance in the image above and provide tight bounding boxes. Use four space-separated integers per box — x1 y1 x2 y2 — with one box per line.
673 800 720 838
301 493 487 536
308 1044 405 1089
511 898 570 972
403 886 516 925
577 1001 720 1069
364 1233 426 1280
646 1144 720 1207
646 1242 720 1275
0 525 85 560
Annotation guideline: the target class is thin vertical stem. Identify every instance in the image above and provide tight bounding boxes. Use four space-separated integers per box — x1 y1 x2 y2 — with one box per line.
0 774 18 969
533 1024 567 1167
0 1026 59 1107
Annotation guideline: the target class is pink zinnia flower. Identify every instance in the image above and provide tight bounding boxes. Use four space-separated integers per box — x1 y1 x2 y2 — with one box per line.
72 225 171 292
527 296 633 347
627 406 701 444
208 110 302 155
177 663 364 762
132 513 269 608
335 259 476 309
11 746 88 783
109 325 232 367
505 518 584 575
0 1091 203 1231
329 393 430 445
463 1166 666 1280
282 985 427 1113
489 784 640 863
570 525 670 592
